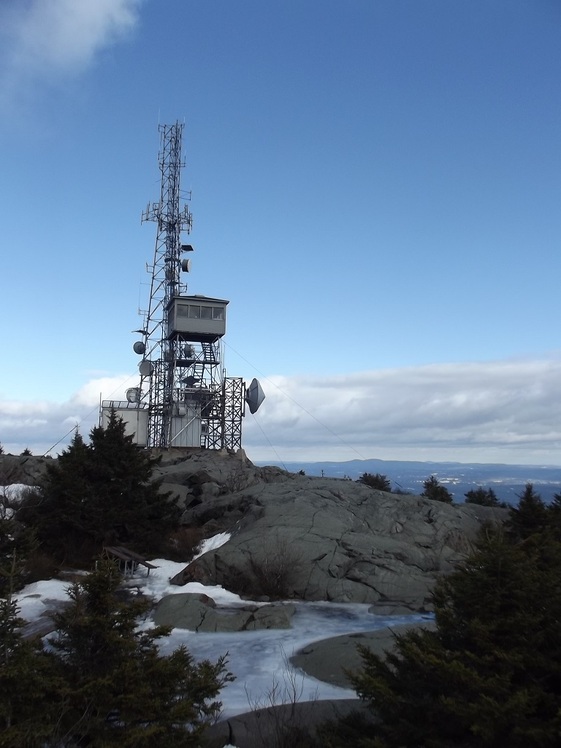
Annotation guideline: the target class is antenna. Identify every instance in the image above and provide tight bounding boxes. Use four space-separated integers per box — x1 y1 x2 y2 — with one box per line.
137 122 193 446
100 122 264 450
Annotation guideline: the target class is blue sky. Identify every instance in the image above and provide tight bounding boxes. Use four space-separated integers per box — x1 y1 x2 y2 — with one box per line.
2 0 561 465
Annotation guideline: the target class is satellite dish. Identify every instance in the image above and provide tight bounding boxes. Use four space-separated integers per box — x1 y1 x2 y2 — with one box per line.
181 258 191 273
133 341 146 355
126 387 140 403
245 378 265 414
139 359 154 376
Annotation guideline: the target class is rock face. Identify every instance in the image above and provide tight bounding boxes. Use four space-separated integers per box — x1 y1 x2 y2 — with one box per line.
156 450 507 611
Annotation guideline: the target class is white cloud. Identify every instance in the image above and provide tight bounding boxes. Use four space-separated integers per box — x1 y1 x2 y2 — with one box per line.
69 376 134 407
0 0 142 112
3 358 561 466
243 358 561 465
0 375 130 456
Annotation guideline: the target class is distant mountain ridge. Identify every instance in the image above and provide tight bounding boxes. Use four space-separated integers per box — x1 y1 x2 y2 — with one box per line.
256 458 561 505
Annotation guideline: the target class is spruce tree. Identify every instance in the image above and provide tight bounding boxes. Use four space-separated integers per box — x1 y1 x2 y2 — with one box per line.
507 483 549 541
85 410 179 553
46 559 232 746
357 473 392 492
547 492 561 540
19 412 180 564
326 521 561 747
0 516 37 596
464 486 504 508
18 431 98 562
421 475 453 504
0 569 59 746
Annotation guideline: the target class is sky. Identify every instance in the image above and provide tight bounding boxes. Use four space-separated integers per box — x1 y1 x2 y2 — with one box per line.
1 0 561 465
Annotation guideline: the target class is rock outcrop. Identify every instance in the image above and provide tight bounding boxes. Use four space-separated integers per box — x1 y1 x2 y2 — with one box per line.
1 449 507 611
291 620 437 688
0 454 53 486
155 450 507 611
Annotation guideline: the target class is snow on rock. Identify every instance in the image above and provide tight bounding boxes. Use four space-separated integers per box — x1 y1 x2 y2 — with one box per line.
193 531 231 560
1 483 36 500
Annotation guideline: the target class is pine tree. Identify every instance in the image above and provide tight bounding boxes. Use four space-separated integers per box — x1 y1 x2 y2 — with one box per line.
47 559 232 746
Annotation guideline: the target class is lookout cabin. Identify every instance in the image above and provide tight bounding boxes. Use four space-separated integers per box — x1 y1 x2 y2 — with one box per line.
167 295 228 342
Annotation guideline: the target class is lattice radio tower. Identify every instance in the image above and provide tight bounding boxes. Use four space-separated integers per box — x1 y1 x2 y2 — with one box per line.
101 122 264 448
139 122 194 447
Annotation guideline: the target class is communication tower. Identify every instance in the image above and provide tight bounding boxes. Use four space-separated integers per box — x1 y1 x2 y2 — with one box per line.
101 122 264 448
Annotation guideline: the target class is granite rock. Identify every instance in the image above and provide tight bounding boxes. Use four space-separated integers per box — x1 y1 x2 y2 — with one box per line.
153 592 295 632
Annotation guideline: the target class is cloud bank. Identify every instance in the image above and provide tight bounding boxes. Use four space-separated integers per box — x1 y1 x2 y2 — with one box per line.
243 358 561 465
2 358 561 466
0 0 142 112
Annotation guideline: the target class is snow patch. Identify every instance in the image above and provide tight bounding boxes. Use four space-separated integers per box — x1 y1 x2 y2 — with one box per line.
12 549 429 720
193 531 231 560
1 483 36 500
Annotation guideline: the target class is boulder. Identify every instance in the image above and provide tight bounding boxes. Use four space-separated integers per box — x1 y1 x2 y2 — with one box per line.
153 592 295 632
